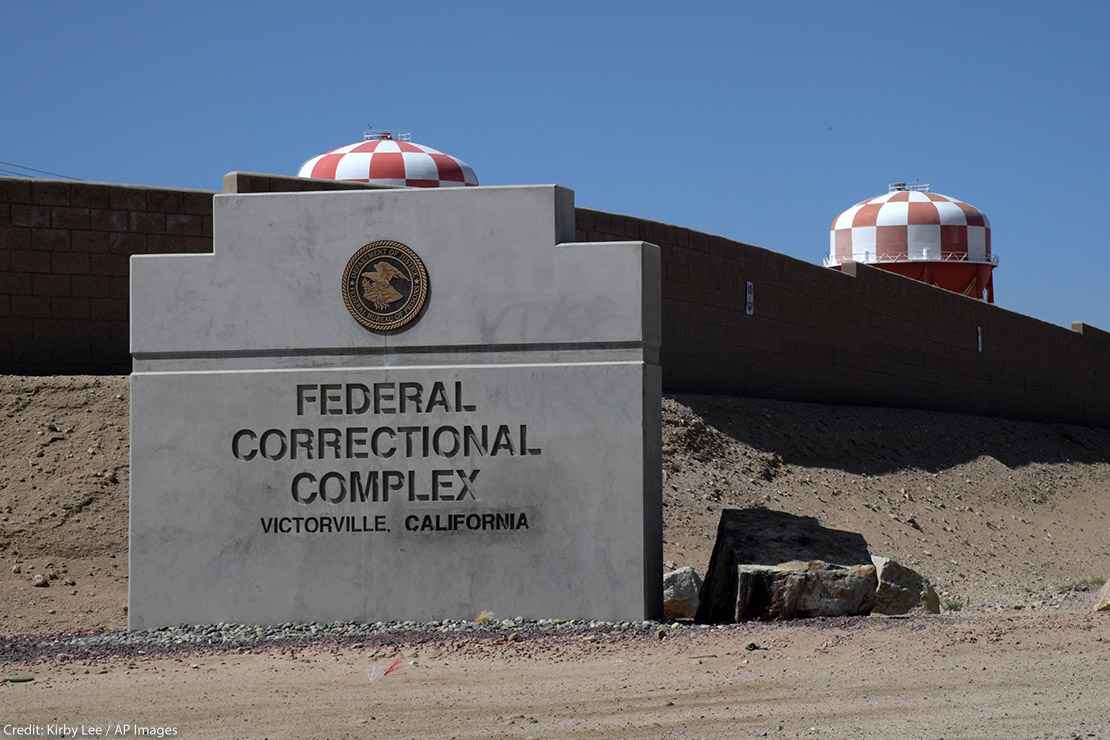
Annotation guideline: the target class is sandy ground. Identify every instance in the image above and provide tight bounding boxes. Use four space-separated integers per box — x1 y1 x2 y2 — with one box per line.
4 611 1109 739
4 376 1110 634
3 375 1110 738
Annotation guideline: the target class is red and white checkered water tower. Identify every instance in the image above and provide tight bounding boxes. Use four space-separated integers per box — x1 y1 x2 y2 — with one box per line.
826 182 997 303
298 129 479 188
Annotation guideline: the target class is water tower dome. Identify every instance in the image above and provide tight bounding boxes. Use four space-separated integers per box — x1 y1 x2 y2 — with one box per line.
298 130 478 188
826 183 997 302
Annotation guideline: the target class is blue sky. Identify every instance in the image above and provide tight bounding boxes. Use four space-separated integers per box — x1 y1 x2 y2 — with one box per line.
2 2 1107 328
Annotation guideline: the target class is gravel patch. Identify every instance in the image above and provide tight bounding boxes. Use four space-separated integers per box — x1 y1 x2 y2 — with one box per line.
0 614 928 665
0 618 687 663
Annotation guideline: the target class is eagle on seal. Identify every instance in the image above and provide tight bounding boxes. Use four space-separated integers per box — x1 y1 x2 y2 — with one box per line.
360 261 408 310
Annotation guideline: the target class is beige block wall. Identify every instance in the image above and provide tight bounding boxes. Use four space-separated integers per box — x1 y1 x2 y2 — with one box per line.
2 174 1107 426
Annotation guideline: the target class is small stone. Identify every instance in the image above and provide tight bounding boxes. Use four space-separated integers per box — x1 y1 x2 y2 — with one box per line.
10 565 20 574
1094 581 1110 613
871 556 940 615
4 675 35 684
662 566 703 619
656 626 666 640
30 574 48 588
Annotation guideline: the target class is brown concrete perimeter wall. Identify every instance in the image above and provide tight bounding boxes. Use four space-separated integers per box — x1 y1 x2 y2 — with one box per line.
575 208 1110 427
2 175 1107 426
0 177 214 372
0 174 384 372
222 171 391 194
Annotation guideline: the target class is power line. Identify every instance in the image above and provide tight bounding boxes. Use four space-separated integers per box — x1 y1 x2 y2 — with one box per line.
0 159 81 181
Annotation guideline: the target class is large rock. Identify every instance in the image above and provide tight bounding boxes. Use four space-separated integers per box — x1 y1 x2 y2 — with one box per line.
662 567 702 619
731 560 877 621
696 508 874 623
1094 580 1110 613
871 556 941 615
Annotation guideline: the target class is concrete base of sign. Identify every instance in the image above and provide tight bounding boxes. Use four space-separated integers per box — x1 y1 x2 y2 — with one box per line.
128 185 662 628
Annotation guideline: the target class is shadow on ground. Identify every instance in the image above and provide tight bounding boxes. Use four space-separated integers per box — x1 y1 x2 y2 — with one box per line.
675 393 1110 476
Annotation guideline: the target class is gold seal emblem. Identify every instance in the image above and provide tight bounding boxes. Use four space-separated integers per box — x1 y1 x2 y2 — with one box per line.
341 240 430 333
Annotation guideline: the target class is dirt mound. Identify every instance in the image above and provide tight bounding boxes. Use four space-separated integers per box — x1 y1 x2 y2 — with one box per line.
0 375 128 560
2 376 1109 635
0 376 129 634
663 395 1110 608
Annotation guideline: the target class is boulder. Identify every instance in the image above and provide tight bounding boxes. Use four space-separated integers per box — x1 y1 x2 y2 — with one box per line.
731 560 877 621
662 567 702 619
1094 580 1110 613
870 556 941 615
696 508 874 623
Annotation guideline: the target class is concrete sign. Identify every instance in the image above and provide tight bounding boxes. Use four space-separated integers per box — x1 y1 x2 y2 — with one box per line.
129 185 661 628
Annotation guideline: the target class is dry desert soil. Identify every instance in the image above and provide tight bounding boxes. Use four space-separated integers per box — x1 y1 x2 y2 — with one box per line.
2 375 1110 738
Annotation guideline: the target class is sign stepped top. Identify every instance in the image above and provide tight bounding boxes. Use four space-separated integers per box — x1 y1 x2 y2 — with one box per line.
131 186 659 363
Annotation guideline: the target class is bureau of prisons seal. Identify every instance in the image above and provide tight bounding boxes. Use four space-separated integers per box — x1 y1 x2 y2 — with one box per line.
341 239 430 333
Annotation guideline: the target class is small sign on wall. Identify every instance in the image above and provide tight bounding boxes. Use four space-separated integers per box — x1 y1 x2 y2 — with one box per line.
745 281 754 316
